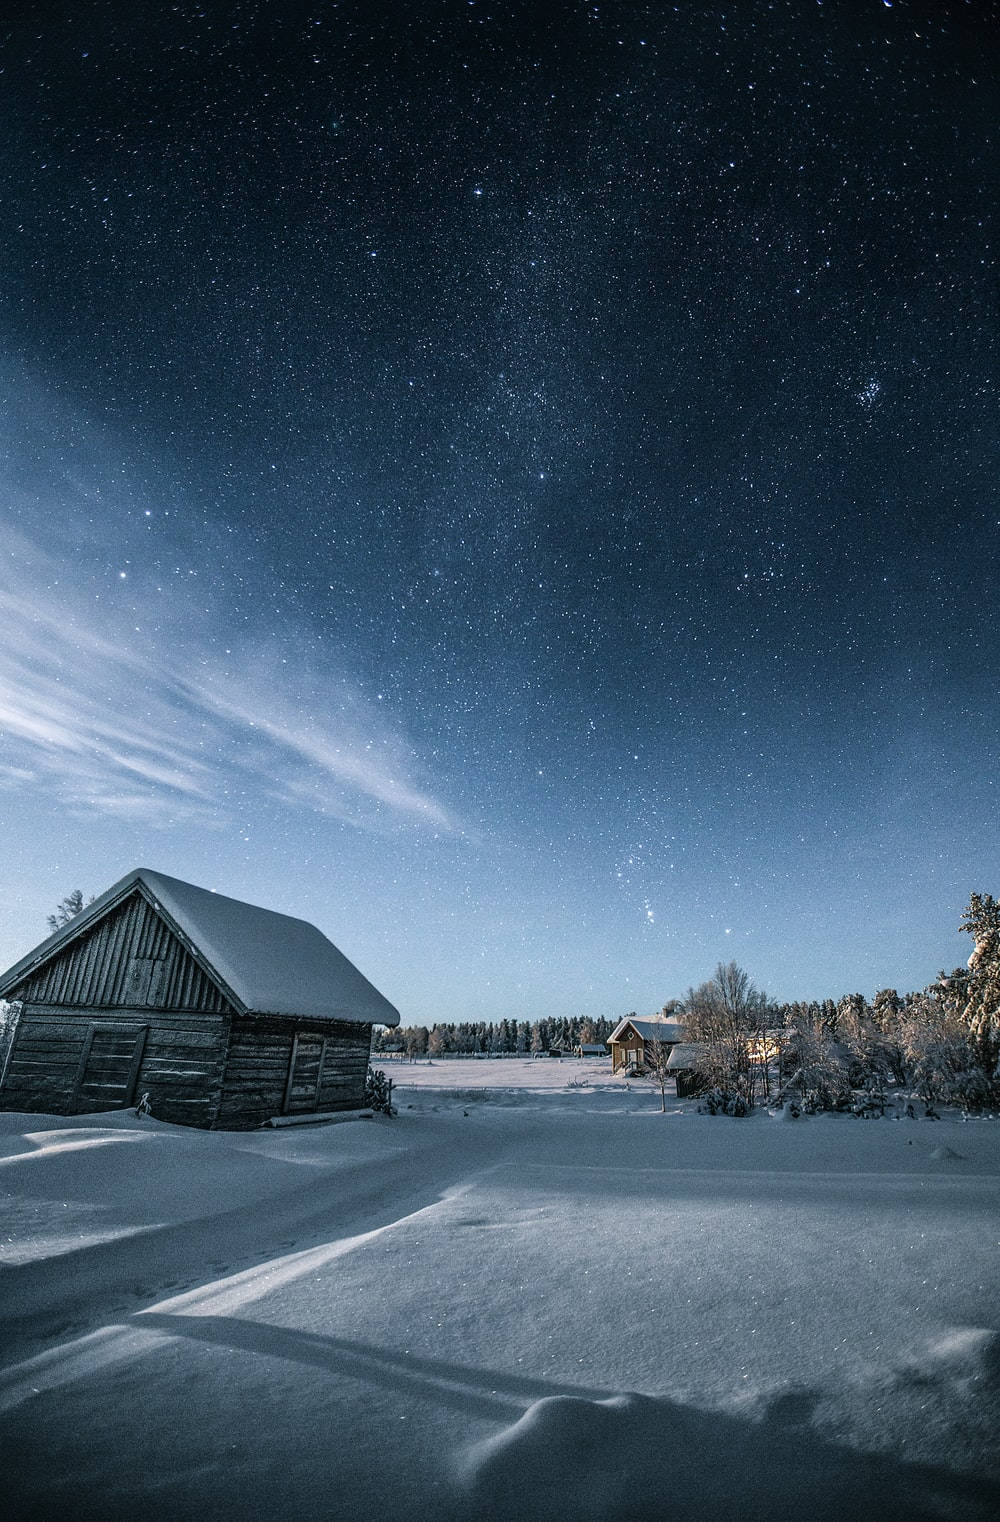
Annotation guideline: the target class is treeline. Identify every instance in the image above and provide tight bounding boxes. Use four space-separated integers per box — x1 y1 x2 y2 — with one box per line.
683 968 998 1114
374 1014 618 1058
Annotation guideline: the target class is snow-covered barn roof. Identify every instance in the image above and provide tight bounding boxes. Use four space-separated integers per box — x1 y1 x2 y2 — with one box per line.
665 1043 706 1070
0 867 400 1027
607 1016 686 1046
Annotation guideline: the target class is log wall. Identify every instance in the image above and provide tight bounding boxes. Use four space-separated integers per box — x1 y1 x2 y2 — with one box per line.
216 1015 373 1129
1 1005 229 1127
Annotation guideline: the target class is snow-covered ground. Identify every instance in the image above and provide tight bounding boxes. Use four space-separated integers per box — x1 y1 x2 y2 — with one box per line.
2 1060 998 1521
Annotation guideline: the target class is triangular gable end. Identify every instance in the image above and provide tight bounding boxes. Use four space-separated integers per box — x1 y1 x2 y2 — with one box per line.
608 1017 642 1045
0 883 238 1014
1 866 400 1027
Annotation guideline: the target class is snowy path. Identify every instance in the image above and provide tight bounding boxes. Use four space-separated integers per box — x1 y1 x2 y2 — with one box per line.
2 1079 999 1520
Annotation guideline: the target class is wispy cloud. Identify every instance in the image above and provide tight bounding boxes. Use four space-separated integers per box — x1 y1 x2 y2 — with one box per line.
0 523 459 835
185 665 455 831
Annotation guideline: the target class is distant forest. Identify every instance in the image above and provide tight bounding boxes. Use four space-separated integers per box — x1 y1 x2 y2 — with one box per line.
373 992 952 1061
374 1012 619 1057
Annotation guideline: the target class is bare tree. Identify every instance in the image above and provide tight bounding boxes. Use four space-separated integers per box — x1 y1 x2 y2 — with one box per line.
642 1032 675 1113
684 962 773 1108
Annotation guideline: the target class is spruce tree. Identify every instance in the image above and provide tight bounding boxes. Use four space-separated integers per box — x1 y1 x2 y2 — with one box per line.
958 893 1000 1073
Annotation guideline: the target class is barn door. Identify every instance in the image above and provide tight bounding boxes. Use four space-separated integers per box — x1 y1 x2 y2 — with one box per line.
282 1033 327 1115
73 1023 149 1112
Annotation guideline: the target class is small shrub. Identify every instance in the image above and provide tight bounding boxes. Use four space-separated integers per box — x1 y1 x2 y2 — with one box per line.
697 1086 750 1117
364 1066 394 1115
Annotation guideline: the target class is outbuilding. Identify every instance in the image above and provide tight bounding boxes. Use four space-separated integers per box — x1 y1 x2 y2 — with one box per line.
0 868 399 1130
665 1042 708 1098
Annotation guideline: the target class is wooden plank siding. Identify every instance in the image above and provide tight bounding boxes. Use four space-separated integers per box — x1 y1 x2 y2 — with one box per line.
216 1016 372 1129
14 889 230 1013
1 1006 230 1127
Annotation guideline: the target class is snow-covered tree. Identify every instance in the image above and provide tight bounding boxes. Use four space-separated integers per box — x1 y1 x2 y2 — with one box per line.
958 892 1000 1073
404 1026 429 1058
0 1000 20 1080
780 1011 851 1111
899 994 990 1108
836 991 905 1093
427 1025 448 1056
684 962 772 1107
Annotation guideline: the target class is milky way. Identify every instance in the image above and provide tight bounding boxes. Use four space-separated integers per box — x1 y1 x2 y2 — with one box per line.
1 1 996 1020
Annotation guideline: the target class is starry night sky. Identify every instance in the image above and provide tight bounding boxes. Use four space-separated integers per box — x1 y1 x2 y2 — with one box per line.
1 0 997 1022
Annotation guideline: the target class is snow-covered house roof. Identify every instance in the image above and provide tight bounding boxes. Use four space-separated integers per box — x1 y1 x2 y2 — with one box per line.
608 1016 686 1046
665 1043 706 1070
0 867 400 1027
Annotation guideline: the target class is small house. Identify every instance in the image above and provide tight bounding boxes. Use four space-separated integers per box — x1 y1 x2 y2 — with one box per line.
576 1043 607 1058
665 1042 708 1098
0 868 399 1129
607 1014 685 1074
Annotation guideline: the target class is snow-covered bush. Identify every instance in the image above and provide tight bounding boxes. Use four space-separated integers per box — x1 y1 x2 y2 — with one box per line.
851 1092 886 1118
364 1065 394 1115
779 1014 852 1112
697 1086 750 1117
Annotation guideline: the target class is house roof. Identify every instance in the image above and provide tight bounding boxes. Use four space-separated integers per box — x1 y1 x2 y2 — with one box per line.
0 867 400 1027
608 1016 686 1046
665 1043 706 1070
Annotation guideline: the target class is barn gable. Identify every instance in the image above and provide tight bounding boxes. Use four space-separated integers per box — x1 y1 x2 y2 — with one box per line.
4 886 232 1014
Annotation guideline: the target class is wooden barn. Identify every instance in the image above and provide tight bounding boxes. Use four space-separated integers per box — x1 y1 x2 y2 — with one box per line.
0 868 399 1130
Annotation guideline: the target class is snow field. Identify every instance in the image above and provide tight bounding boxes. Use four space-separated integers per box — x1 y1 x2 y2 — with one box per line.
1 1070 998 1520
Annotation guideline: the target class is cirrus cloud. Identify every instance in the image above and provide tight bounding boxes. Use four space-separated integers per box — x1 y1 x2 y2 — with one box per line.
0 526 459 836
